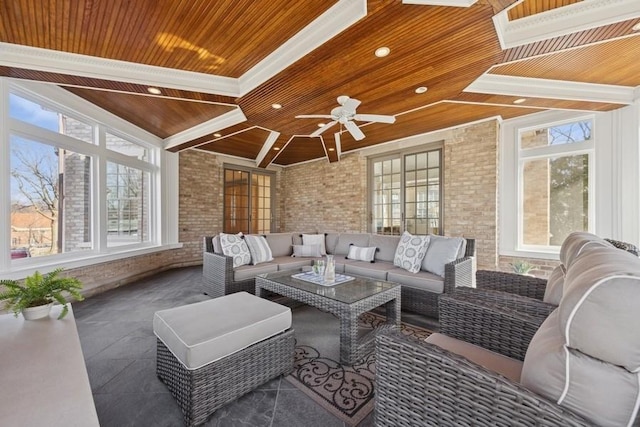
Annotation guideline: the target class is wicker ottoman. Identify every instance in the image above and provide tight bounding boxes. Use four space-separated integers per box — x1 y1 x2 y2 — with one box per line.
153 292 294 426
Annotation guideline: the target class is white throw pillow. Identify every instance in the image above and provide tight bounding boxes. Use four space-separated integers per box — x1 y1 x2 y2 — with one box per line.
422 235 465 277
292 244 322 258
219 232 252 268
346 245 377 263
244 235 273 265
393 231 430 273
302 234 327 255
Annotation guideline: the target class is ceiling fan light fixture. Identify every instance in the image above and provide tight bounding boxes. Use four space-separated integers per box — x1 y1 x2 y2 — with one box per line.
147 87 162 95
415 86 428 94
375 46 390 57
513 98 527 104
271 103 282 109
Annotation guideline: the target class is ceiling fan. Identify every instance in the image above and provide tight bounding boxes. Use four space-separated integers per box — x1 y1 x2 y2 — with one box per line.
296 95 396 141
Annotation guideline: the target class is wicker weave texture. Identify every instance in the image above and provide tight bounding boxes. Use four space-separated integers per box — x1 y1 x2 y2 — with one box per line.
374 330 592 427
156 329 294 426
202 251 255 297
256 276 400 365
439 289 555 360
476 270 547 300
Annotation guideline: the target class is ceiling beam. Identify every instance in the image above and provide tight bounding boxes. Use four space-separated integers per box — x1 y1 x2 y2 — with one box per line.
163 108 247 151
402 0 478 7
255 131 281 167
465 74 636 105
493 0 640 49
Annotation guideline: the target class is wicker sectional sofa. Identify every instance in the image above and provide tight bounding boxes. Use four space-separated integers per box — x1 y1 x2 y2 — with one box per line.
203 232 475 318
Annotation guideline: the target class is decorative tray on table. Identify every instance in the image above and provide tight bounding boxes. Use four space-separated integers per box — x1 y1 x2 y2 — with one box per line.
291 271 355 286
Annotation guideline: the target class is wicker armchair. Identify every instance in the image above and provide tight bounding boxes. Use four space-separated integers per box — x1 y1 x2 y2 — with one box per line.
202 236 255 298
439 288 555 360
375 330 592 427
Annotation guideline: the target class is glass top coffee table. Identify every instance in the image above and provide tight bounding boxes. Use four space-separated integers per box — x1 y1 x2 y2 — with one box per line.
255 269 401 365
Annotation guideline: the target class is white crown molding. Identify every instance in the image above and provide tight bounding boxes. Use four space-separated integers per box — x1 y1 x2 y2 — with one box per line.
493 0 640 49
238 0 367 96
0 42 241 97
256 131 280 166
163 108 247 150
402 0 478 7
465 73 635 105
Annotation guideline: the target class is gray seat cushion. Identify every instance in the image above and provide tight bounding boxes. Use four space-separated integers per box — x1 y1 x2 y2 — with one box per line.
558 231 612 268
427 333 523 383
386 267 444 293
153 292 291 370
542 264 565 305
274 256 315 271
234 263 278 282
344 261 392 281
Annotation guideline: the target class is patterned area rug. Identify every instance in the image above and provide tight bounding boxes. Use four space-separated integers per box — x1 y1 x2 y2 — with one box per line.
286 306 432 426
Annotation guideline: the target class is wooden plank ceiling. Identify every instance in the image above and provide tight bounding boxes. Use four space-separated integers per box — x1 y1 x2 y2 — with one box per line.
1 0 639 167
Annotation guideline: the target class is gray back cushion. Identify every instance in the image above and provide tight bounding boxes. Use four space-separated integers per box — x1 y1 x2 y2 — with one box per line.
264 233 294 257
325 233 340 255
369 234 401 262
334 234 370 255
559 244 640 371
559 231 612 268
522 310 640 427
422 235 464 277
542 264 565 305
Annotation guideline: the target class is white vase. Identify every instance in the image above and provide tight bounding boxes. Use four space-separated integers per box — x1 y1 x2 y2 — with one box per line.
22 303 53 320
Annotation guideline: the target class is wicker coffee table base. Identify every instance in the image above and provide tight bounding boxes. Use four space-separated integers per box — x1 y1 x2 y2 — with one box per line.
256 276 400 365
156 329 294 426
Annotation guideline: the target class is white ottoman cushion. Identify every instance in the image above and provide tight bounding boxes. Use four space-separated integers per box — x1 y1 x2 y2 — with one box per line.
153 292 292 370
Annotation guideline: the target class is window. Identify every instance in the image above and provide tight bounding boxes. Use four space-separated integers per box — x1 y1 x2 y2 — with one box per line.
223 166 274 234
370 148 442 235
517 118 594 249
4 86 160 268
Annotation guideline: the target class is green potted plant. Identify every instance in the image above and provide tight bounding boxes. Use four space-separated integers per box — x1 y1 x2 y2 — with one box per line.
510 260 536 276
0 268 84 320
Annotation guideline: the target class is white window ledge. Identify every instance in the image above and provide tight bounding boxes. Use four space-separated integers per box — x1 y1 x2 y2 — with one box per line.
2 243 184 280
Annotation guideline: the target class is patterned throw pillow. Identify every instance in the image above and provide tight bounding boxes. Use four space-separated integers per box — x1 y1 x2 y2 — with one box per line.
302 234 327 255
346 245 377 263
219 232 251 268
244 235 273 265
291 244 322 258
393 231 430 273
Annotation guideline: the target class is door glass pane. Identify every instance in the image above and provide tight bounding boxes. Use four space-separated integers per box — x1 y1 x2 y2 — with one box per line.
224 169 272 234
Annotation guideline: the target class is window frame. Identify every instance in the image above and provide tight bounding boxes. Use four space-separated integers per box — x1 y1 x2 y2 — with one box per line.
1 79 177 278
501 111 599 258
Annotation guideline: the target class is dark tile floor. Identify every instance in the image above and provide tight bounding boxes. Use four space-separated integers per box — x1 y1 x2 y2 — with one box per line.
73 266 437 427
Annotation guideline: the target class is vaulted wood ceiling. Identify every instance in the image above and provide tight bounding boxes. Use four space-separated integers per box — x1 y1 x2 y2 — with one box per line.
1 0 639 167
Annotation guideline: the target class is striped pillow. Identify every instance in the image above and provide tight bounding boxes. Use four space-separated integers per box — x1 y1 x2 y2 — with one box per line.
291 244 322 258
347 245 377 263
245 235 274 265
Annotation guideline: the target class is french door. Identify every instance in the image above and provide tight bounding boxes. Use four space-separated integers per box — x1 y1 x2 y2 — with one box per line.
370 148 442 235
223 166 274 234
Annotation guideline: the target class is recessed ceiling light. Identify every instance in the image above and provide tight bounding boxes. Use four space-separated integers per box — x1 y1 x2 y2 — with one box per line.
633 22 640 31
272 103 282 109
213 133 222 138
415 86 428 94
328 148 335 151
317 123 325 128
273 147 280 151
375 47 390 57
513 98 527 104
147 87 162 95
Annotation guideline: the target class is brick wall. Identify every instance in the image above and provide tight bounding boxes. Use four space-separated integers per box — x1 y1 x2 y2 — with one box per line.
445 120 499 270
281 153 368 232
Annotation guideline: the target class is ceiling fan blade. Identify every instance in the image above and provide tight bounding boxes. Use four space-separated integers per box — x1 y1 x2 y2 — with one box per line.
345 120 365 141
353 113 396 124
342 97 361 112
310 121 337 137
296 114 333 119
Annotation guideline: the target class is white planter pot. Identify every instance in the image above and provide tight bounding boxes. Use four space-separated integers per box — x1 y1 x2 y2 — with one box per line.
22 303 53 320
